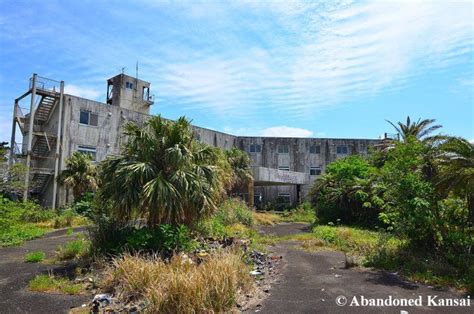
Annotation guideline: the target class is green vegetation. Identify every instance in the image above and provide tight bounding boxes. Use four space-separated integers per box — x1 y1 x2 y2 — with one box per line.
0 197 90 247
58 152 98 199
56 237 90 261
28 274 82 295
0 198 52 246
309 116 473 292
24 251 46 263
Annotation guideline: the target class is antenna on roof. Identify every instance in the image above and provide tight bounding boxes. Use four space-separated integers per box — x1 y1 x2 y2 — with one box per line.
136 61 139 81
121 67 126 74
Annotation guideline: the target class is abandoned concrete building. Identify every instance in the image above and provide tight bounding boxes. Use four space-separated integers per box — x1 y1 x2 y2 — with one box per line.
9 73 382 209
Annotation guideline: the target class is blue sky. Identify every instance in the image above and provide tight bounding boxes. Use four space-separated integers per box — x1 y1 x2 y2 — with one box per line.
0 0 473 143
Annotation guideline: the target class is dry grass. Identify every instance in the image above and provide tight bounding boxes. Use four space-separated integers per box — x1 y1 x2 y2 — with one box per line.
101 250 253 313
252 212 282 225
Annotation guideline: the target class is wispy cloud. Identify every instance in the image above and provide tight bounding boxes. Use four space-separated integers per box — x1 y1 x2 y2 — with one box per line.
0 0 472 142
64 85 102 100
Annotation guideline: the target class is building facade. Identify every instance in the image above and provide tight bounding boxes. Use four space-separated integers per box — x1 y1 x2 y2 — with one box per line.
9 73 382 209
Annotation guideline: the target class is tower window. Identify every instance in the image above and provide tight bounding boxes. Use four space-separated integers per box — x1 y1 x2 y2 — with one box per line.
79 110 98 126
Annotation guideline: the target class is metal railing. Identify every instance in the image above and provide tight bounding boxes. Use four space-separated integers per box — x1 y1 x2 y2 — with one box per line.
29 75 61 92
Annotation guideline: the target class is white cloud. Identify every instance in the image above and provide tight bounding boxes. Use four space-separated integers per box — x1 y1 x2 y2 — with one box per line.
260 126 313 138
64 84 101 100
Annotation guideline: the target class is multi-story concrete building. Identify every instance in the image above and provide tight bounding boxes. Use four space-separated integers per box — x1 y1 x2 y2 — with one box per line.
9 73 382 209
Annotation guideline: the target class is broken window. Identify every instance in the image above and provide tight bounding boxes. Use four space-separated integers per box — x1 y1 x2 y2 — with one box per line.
79 110 98 126
77 145 97 161
336 145 348 155
310 145 321 154
310 166 322 176
249 144 262 153
278 144 289 154
126 81 133 89
278 193 291 204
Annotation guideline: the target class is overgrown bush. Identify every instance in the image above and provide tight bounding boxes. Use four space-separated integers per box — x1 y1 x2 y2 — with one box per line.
90 218 198 255
194 198 253 239
309 155 382 226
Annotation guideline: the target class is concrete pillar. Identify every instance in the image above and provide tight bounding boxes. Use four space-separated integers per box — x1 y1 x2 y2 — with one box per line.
52 81 64 210
8 100 18 168
23 74 37 202
248 180 254 209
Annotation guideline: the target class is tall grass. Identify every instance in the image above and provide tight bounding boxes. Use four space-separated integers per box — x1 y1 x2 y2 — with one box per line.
101 251 253 313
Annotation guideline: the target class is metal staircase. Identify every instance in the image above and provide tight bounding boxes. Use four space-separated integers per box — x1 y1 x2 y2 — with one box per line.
10 74 64 205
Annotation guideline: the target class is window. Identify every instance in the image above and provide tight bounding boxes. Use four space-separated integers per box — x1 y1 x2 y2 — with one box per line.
278 144 289 154
336 145 348 155
310 166 322 176
77 146 97 161
278 165 290 171
278 193 291 204
249 144 262 153
126 81 133 89
79 110 98 126
310 145 321 154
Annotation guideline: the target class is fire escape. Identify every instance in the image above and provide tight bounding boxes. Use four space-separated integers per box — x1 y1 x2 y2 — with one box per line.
9 74 65 208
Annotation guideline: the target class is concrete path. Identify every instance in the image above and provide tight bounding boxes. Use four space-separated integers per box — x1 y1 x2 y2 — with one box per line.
255 223 472 314
0 227 91 314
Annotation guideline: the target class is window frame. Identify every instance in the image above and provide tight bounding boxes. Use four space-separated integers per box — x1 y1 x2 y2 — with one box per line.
310 145 321 154
79 110 98 127
278 193 291 204
249 143 262 153
278 144 289 154
336 145 348 155
310 166 322 176
278 165 290 171
77 145 97 161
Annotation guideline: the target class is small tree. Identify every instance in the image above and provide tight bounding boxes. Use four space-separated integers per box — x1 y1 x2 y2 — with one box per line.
59 152 98 200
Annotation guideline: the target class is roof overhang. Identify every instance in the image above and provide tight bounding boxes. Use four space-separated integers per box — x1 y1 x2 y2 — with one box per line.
252 166 309 186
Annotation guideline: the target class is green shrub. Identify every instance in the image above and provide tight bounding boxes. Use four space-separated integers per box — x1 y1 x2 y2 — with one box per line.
193 198 254 239
25 251 46 263
56 238 90 260
90 218 198 255
70 192 96 219
20 207 56 223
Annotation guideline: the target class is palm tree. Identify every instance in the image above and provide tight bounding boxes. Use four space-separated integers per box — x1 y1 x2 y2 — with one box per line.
59 152 98 199
98 115 221 227
225 147 253 191
436 137 474 221
386 116 442 142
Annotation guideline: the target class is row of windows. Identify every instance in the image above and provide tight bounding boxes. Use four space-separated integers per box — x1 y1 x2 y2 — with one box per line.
278 165 322 176
249 144 348 155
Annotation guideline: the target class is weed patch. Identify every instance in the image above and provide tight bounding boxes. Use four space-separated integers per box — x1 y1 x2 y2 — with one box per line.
25 251 46 263
28 274 83 295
